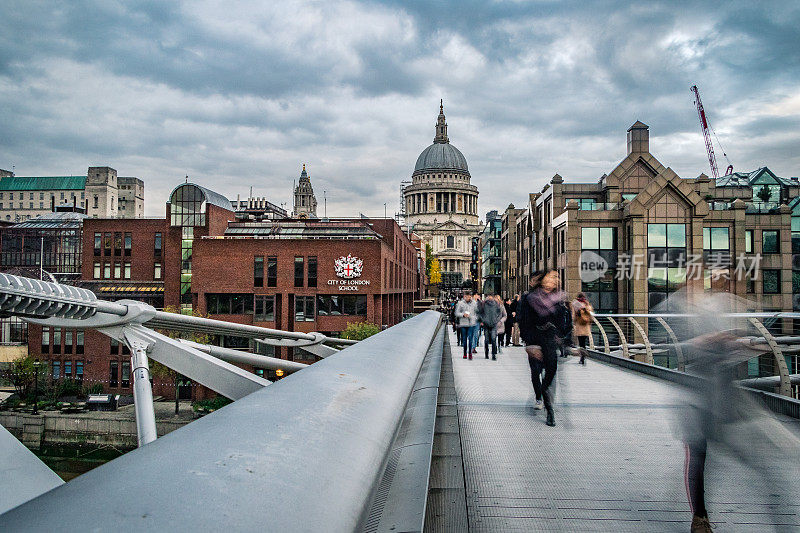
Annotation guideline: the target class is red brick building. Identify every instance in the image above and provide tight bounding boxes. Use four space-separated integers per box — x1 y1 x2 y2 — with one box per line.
27 183 421 399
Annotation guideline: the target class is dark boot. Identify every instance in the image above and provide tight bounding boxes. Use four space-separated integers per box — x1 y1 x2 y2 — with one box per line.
543 390 555 427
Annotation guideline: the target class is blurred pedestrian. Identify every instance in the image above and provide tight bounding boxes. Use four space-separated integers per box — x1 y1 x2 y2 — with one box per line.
517 269 570 427
495 295 507 354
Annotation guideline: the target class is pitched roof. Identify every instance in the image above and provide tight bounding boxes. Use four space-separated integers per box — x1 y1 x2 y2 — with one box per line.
0 176 86 191
715 167 796 187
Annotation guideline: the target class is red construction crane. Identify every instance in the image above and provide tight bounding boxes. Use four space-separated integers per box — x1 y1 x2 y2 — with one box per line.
691 85 733 178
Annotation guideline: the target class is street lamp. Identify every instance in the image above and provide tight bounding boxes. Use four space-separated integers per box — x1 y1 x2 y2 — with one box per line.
32 360 41 415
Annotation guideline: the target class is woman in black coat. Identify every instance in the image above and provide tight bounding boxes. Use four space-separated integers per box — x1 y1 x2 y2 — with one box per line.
517 269 570 427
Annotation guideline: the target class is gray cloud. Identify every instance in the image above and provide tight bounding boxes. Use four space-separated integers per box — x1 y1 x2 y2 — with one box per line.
0 0 798 218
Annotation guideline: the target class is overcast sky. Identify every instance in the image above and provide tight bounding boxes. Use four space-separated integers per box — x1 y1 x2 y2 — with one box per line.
1 1 799 218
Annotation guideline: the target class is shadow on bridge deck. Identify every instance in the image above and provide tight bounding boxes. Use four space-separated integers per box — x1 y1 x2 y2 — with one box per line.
441 331 800 532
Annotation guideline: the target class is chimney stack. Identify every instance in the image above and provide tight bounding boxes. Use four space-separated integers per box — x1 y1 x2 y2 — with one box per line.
627 121 649 155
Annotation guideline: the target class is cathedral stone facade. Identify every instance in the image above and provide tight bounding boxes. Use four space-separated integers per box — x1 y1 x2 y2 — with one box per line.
404 102 482 286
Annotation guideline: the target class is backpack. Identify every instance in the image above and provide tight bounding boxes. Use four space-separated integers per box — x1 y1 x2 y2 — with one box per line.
575 305 591 326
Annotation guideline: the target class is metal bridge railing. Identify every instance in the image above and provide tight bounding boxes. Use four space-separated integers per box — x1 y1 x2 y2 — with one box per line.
0 273 356 447
0 308 445 531
589 312 800 398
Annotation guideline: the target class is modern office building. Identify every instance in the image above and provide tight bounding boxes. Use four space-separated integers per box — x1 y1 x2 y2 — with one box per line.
530 121 799 315
480 210 502 295
25 181 420 399
0 166 144 222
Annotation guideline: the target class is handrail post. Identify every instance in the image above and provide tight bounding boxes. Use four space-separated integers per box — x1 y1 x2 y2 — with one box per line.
627 317 653 365
655 317 684 371
606 317 628 359
590 315 610 353
748 318 792 397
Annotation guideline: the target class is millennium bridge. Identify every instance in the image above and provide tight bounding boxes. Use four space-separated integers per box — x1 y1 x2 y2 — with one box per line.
0 273 798 532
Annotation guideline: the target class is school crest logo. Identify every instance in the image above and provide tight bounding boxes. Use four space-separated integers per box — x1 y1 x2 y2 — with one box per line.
335 254 363 279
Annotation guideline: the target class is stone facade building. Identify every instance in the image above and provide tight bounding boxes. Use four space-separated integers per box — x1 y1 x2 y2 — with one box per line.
530 121 800 315
403 102 482 286
292 164 317 218
0 166 143 222
501 204 526 296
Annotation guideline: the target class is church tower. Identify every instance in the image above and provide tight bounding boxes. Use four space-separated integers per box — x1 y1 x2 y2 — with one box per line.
292 164 318 218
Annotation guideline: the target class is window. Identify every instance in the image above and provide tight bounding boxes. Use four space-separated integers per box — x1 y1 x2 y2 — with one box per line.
114 262 121 279
53 328 61 354
94 233 102 256
447 235 454 248
124 233 132 256
114 232 122 256
104 232 112 255
39 192 44 200
41 328 50 354
581 227 616 250
316 295 367 316
565 198 597 210
93 195 99 208
76 361 83 382
308 256 317 288
154 262 162 280
52 361 61 379
64 361 72 377
121 361 131 388
154 232 162 257
110 338 120 355
254 295 275 321
703 227 729 250
124 262 131 279
104 263 111 279
267 256 277 287
647 224 687 311
622 193 637 202
745 229 754 254
76 330 84 355
294 295 315 321
206 294 254 314
254 256 264 287
64 330 73 354
763 269 781 294
94 262 101 279
294 257 304 287
109 360 119 388
763 230 780 254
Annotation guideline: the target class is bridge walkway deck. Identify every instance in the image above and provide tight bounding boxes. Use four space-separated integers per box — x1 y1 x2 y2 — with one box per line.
447 330 800 532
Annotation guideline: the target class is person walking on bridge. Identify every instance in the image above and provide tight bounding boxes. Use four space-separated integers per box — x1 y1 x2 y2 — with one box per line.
455 291 478 360
571 293 593 365
479 293 503 360
495 295 507 354
518 269 570 427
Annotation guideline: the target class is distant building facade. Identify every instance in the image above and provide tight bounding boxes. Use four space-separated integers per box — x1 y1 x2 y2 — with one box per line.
501 204 526 296
0 166 144 222
25 181 420 399
529 121 800 317
292 165 317 218
479 210 502 295
230 196 288 221
403 102 482 286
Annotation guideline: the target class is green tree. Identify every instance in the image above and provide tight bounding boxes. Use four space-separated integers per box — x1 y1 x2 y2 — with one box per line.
340 321 381 341
425 243 434 277
151 306 212 415
429 258 442 284
756 184 773 204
